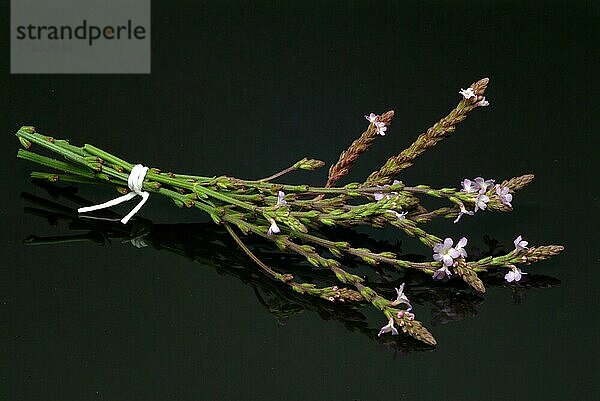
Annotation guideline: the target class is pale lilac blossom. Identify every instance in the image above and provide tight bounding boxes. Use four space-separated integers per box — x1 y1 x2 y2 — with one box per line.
364 113 388 135
373 180 401 201
475 97 490 107
459 88 476 99
461 178 478 193
378 318 399 337
514 235 529 251
433 238 461 267
397 310 415 320
374 121 387 136
276 191 287 207
495 185 513 207
365 113 378 123
391 283 412 310
474 193 490 212
454 204 474 223
455 237 468 258
267 219 280 235
473 177 495 193
505 266 527 282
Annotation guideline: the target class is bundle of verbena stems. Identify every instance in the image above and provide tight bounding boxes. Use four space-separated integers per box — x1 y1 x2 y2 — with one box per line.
15 78 564 346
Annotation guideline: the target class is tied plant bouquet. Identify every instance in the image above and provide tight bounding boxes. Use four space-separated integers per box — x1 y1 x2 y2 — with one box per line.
15 78 564 346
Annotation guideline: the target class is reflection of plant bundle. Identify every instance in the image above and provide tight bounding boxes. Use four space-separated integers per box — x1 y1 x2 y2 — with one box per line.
21 185 560 353
16 78 563 346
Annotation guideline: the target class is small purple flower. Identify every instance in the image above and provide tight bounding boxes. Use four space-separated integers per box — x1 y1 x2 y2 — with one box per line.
276 191 287 207
473 177 495 193
514 235 529 251
495 185 513 207
397 310 415 320
433 238 461 267
373 180 400 201
474 193 490 212
505 266 527 282
461 178 478 193
391 283 412 310
267 219 280 235
459 88 476 100
378 318 399 337
374 121 387 136
365 113 388 136
365 113 378 123
455 237 468 258
475 97 490 107
433 266 452 280
454 204 474 223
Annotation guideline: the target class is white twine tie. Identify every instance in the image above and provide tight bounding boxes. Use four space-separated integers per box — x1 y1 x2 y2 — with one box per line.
78 164 150 224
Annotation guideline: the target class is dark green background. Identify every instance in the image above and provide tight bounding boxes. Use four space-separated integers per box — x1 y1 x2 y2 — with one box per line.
3 1 599 400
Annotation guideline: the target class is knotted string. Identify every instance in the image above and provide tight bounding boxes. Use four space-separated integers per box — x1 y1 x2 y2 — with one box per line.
78 164 150 224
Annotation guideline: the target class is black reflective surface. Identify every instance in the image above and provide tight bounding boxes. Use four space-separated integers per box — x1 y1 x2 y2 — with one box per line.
3 1 599 400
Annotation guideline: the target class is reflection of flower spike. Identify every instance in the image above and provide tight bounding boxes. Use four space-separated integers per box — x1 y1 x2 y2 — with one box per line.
20 184 563 353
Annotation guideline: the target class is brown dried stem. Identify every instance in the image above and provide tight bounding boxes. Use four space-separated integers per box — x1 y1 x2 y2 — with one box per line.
326 110 394 187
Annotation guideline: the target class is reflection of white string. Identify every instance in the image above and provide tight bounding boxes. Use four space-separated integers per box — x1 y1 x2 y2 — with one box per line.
79 216 122 222
77 164 150 224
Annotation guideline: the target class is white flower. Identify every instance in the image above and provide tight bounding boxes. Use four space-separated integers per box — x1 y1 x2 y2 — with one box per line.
365 113 378 123
454 204 474 223
267 218 280 235
391 210 408 220
475 97 489 107
495 185 513 207
433 238 461 267
391 283 412 310
514 235 529 251
461 178 478 193
455 237 468 258
378 318 399 337
433 266 452 280
459 88 476 99
473 177 495 193
474 193 490 212
276 191 287 207
505 266 527 282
